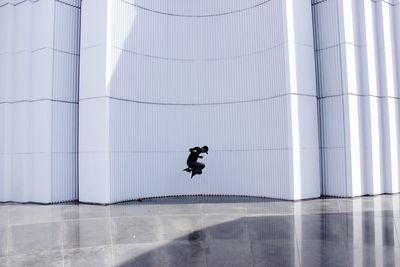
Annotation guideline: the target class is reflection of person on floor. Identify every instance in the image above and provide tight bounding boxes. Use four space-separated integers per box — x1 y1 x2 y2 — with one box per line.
183 146 208 178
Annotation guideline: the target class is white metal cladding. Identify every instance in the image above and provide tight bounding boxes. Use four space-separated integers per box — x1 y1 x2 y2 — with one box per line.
2 0 400 204
0 0 80 203
79 0 320 204
313 0 400 197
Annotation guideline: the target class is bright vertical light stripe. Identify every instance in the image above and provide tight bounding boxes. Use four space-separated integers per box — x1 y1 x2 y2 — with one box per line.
381 3 393 51
370 98 382 194
105 0 113 93
345 44 357 94
388 99 399 192
380 2 398 193
373 198 384 267
352 198 363 267
103 0 113 203
348 96 362 196
363 1 382 194
293 202 302 267
384 50 395 96
284 0 302 199
364 1 378 96
290 96 302 200
342 0 355 44
381 3 395 96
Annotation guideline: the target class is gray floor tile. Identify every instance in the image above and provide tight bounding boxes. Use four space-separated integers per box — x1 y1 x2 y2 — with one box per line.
109 204 152 218
146 204 202 216
395 217 400 246
6 251 63 267
1 195 400 266
0 206 8 227
348 245 400 267
202 215 248 241
251 240 298 267
201 203 247 215
162 242 208 267
8 222 61 256
63 219 111 249
8 205 64 225
62 204 110 220
297 214 349 242
111 217 160 244
339 195 399 217
64 246 112 267
113 243 165 267
247 216 295 241
247 201 294 215
298 240 350 267
0 227 7 258
160 216 203 242
343 215 398 247
206 240 252 267
295 198 341 215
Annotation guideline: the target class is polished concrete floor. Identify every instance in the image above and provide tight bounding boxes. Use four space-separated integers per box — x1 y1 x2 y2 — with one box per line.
0 195 400 267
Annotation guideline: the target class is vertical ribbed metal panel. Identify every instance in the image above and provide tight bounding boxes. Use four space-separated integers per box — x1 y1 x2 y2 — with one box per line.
79 0 320 203
314 0 400 197
50 0 80 203
376 0 400 194
0 0 81 203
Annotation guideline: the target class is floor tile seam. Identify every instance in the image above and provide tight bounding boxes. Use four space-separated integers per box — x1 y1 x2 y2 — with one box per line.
347 213 397 218
393 220 400 248
112 241 168 247
61 221 65 267
155 216 164 245
7 220 65 227
64 243 169 254
111 242 168 266
204 243 209 267
6 211 397 226
248 234 256 267
62 245 112 254
5 213 227 226
6 248 63 258
294 228 302 267
5 209 9 260
348 244 399 250
245 213 295 217
109 209 116 267
199 214 217 244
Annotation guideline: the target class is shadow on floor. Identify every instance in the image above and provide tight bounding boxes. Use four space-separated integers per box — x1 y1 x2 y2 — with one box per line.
117 211 400 267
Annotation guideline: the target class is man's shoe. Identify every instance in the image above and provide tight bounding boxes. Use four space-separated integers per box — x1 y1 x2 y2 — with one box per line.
183 168 191 173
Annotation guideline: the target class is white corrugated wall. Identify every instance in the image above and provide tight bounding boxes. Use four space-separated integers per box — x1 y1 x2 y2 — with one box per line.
79 0 320 204
0 0 81 203
313 0 400 197
5 0 399 203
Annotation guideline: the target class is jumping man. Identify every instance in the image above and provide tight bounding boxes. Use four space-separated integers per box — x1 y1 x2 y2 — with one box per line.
183 146 208 178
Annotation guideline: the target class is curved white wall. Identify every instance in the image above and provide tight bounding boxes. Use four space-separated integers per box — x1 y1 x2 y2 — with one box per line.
79 0 320 203
2 0 399 204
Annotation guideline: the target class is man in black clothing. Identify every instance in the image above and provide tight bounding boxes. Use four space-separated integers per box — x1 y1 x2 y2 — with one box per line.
183 146 208 178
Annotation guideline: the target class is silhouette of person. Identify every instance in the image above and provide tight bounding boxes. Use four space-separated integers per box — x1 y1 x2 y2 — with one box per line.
183 146 208 178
